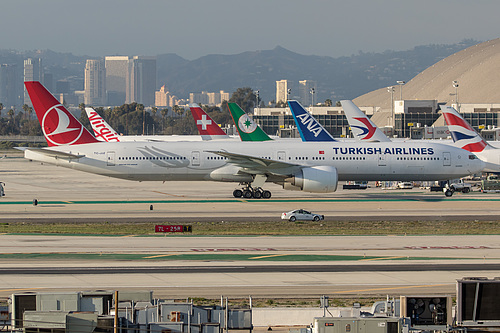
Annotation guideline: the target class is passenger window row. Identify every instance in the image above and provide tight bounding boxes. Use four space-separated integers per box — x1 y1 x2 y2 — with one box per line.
118 156 186 161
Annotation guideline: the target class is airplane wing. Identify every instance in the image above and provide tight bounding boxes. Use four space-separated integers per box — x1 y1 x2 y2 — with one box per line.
206 150 302 176
19 147 85 160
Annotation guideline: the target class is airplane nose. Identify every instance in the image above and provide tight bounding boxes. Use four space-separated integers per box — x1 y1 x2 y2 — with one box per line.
472 158 486 174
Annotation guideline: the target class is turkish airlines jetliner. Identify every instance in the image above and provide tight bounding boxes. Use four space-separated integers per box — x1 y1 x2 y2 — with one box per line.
85 105 230 142
23 81 484 199
441 105 500 173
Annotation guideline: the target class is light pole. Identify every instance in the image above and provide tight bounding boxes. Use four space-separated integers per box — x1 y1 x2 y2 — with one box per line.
310 87 315 113
452 80 459 112
254 90 259 113
397 81 405 100
387 86 395 127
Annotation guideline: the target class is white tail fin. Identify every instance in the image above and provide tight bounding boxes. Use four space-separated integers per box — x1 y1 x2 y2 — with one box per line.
85 107 121 142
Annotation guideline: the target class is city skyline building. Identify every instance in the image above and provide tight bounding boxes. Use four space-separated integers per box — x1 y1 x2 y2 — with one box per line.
23 58 43 105
0 64 20 108
298 80 317 106
276 79 290 104
105 56 128 106
126 56 156 106
155 85 181 107
84 59 106 106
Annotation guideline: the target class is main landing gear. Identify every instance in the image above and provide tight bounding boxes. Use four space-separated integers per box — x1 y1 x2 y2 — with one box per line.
233 185 272 199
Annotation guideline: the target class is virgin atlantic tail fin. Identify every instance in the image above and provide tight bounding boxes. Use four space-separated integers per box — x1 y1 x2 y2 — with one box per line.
25 81 100 146
85 107 121 142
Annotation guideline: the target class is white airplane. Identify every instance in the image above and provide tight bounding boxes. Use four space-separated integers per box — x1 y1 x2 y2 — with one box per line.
440 105 500 173
22 81 484 199
84 105 230 142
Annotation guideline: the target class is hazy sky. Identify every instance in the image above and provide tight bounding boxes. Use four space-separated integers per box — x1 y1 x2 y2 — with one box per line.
3 0 499 59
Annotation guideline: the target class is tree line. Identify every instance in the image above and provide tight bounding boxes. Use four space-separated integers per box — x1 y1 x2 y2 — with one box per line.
0 87 258 141
0 87 336 143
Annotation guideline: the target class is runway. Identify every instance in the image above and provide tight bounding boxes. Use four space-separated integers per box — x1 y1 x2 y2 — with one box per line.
1 154 500 299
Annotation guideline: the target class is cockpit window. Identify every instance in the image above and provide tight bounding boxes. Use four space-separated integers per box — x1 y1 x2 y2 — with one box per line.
468 154 478 160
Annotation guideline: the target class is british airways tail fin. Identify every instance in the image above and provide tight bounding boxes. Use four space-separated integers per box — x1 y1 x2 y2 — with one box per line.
25 81 100 146
341 100 391 142
287 100 336 142
85 107 121 142
227 103 272 141
440 105 490 152
189 104 229 140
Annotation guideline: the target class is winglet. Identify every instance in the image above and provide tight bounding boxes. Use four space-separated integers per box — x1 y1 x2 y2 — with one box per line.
227 103 272 141
440 105 490 152
85 107 121 142
25 81 100 146
189 104 229 140
287 100 336 142
340 100 391 142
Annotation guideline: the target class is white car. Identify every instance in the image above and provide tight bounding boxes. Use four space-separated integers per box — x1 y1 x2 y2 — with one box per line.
397 182 413 189
281 209 324 222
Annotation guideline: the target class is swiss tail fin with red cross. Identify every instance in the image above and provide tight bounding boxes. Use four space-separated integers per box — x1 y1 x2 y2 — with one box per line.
189 104 229 140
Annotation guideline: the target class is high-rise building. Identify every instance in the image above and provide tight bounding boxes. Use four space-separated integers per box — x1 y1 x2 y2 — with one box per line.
84 59 106 106
105 56 128 106
276 79 290 104
189 92 209 105
24 58 43 105
126 56 156 106
155 85 170 107
298 80 317 106
0 64 20 108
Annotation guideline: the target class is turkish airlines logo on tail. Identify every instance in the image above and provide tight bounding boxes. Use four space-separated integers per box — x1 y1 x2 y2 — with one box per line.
42 105 84 146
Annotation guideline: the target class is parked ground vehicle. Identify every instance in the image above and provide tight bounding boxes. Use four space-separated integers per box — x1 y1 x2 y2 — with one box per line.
450 179 472 193
397 182 413 189
482 175 500 193
281 209 324 222
343 181 368 190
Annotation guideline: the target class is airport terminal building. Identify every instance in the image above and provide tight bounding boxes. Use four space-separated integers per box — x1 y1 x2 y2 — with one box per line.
252 100 500 140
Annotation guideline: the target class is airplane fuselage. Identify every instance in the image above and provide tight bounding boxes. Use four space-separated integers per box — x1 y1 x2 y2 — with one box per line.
25 140 484 184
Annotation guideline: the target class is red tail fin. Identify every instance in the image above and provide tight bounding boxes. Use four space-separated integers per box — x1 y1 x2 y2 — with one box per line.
189 105 229 139
25 81 100 146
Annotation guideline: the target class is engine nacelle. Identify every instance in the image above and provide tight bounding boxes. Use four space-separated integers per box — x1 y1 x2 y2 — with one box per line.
286 166 338 193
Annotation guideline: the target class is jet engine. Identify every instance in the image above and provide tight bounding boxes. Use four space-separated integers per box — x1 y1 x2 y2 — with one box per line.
284 166 338 193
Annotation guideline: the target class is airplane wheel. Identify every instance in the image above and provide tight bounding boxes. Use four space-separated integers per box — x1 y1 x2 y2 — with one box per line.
445 189 453 197
243 190 253 198
233 189 243 198
252 190 262 199
262 190 272 199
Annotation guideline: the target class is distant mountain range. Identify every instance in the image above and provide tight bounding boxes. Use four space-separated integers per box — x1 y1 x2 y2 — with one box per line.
156 40 478 103
0 39 479 104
